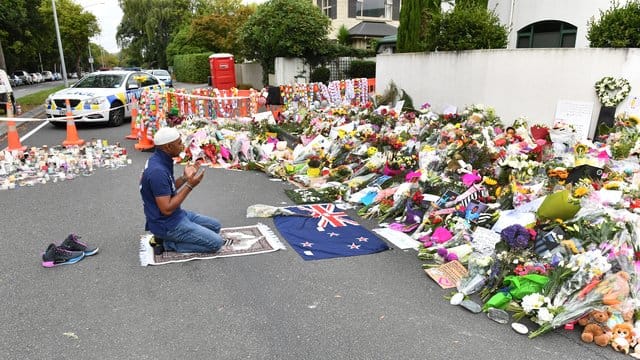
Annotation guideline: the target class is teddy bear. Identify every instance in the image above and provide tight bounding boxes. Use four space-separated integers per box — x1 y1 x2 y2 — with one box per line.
578 309 611 346
611 323 635 354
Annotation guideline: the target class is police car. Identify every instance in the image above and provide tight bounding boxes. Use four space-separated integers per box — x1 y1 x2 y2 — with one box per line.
45 70 165 127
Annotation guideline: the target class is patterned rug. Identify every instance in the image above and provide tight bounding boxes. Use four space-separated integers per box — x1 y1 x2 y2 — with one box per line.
139 223 285 266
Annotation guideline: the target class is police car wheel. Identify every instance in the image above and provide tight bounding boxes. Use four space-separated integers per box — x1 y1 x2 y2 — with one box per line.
107 103 124 127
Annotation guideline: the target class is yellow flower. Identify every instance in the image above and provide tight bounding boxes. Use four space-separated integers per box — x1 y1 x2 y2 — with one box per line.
483 177 497 186
367 147 378 157
495 186 502 197
337 129 346 139
604 181 621 190
629 115 640 126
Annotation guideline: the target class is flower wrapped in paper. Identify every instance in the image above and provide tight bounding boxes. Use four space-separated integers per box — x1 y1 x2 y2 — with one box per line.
529 270 631 338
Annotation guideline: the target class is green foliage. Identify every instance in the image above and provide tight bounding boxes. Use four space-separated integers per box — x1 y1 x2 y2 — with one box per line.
588 1 640 47
397 0 435 53
237 0 331 85
166 0 254 65
347 60 375 79
337 25 350 46
118 0 193 69
173 52 210 83
310 66 331 83
423 4 508 51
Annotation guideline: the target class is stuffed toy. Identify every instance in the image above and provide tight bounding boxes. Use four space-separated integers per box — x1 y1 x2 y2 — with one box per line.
272 141 293 161
611 323 635 354
578 309 611 346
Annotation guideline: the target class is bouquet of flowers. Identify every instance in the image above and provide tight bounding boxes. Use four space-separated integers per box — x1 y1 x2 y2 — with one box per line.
529 270 631 338
551 249 612 307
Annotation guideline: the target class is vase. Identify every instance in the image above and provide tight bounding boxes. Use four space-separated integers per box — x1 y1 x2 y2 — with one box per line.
593 106 616 139
307 167 321 177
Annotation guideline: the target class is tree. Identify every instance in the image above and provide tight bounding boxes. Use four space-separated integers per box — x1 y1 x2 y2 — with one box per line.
397 0 437 53
423 3 507 51
166 0 254 64
39 0 99 74
588 1 640 47
337 25 350 46
237 0 331 85
118 0 193 68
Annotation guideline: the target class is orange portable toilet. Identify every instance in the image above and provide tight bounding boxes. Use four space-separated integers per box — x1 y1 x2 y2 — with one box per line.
208 53 236 90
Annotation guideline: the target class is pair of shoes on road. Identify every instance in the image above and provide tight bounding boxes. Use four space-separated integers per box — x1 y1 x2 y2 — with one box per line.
41 234 99 268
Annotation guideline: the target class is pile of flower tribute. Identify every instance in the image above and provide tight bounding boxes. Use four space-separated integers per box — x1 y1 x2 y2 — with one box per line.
167 94 640 353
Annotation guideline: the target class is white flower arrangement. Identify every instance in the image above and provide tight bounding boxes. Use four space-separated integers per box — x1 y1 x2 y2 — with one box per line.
594 76 631 107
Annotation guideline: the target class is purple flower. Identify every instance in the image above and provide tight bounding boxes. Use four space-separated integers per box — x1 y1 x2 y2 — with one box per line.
501 224 531 249
437 248 448 257
446 253 459 262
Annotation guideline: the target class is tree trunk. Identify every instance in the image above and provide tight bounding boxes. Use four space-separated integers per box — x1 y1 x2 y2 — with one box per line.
0 38 6 71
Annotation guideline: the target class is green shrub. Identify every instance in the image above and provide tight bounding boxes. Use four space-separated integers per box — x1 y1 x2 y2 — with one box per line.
173 52 211 83
237 83 254 90
588 1 640 47
310 67 331 83
423 4 507 51
347 60 376 79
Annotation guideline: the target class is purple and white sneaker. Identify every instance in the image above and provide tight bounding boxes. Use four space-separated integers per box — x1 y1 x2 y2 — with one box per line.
42 243 85 267
59 234 99 256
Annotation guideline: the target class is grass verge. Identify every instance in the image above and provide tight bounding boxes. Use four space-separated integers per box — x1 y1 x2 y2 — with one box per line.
15 85 66 113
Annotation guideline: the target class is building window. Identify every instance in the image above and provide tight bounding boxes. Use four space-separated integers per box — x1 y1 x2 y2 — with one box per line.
317 0 336 19
517 21 577 48
355 0 390 19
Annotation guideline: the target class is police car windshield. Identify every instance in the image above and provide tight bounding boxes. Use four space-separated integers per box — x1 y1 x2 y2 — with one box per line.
74 74 124 88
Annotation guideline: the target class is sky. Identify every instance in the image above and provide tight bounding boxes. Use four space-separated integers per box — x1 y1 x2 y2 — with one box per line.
75 0 123 54
75 0 265 54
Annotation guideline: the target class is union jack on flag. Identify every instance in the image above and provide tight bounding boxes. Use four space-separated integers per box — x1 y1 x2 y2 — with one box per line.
298 204 359 231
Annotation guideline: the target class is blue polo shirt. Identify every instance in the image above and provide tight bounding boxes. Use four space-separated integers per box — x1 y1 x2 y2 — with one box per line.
140 149 186 237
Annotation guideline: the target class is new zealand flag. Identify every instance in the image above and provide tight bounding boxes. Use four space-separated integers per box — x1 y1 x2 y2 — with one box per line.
273 204 389 260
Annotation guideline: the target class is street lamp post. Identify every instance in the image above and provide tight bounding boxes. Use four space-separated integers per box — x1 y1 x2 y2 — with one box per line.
88 44 94 72
52 0 68 87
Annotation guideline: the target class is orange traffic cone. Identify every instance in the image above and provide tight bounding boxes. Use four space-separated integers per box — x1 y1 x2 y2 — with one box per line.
62 99 85 147
125 101 139 140
5 100 26 152
134 123 154 151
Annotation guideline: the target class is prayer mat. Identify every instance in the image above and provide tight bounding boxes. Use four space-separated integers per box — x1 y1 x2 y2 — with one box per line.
139 223 285 266
273 203 389 260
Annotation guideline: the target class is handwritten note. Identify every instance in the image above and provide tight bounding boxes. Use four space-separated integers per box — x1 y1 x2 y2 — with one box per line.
425 260 469 289
554 100 594 140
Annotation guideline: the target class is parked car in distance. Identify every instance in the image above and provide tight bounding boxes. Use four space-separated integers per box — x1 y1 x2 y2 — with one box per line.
30 73 42 83
146 69 172 87
42 71 54 81
8 74 22 87
45 70 165 127
13 70 32 85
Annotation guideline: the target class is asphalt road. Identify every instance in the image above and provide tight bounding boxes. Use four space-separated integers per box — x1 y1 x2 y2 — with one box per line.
0 101 627 359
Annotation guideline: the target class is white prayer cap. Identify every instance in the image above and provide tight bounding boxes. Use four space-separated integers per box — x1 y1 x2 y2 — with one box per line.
153 127 180 145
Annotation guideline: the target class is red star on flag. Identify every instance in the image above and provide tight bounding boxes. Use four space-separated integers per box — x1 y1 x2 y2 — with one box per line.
348 243 360 250
301 241 314 247
356 236 368 242
328 232 339 237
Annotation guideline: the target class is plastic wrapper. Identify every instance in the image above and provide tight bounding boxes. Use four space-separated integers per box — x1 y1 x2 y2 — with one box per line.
529 270 631 338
